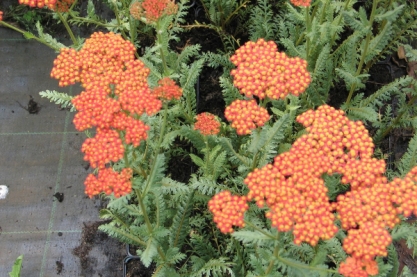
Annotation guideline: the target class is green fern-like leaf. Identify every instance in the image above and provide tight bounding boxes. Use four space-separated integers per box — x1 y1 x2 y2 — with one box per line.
39 90 75 111
35 21 67 51
396 133 417 177
169 190 195 249
190 257 235 277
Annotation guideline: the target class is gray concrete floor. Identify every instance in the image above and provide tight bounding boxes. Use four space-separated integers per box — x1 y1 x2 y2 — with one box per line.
0 27 124 276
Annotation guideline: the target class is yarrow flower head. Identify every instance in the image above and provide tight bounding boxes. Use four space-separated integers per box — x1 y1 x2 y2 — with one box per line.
130 0 178 23
84 168 133 198
339 257 378 277
50 32 162 200
212 104 417 276
18 0 56 9
53 0 76 12
194 113 221 136
130 1 144 20
290 0 312 7
208 191 248 233
224 99 270 135
230 38 311 100
152 77 183 100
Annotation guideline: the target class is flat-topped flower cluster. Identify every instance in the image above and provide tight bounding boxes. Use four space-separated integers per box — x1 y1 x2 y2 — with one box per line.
226 39 311 135
51 32 182 198
210 105 417 277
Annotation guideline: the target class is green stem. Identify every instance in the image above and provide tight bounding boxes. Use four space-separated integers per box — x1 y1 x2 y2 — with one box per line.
0 21 61 51
112 0 129 41
265 244 280 275
142 103 169 196
329 0 351 46
305 7 310 58
110 226 147 247
345 0 379 105
56 11 78 46
156 21 169 75
376 93 417 142
223 0 251 28
275 255 338 274
244 220 277 240
69 14 118 28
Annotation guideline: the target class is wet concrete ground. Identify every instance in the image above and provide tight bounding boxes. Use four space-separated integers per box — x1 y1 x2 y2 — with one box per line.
0 26 124 276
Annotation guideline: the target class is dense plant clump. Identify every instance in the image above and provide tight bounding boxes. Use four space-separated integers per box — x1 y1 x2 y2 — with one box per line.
2 0 417 276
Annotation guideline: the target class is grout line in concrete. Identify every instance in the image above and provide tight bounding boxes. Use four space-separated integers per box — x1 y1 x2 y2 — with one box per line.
1 230 82 235
0 131 79 136
39 87 72 277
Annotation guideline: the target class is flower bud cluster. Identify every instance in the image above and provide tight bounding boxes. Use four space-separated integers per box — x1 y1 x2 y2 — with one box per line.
152 77 183 100
130 0 178 23
84 168 133 198
18 0 56 9
81 128 125 169
343 222 392 261
50 32 179 198
224 99 270 135
339 257 378 277
389 167 417 217
130 2 144 20
208 191 248 233
194 113 221 136
290 0 312 7
54 0 75 12
230 39 311 100
211 104 417 276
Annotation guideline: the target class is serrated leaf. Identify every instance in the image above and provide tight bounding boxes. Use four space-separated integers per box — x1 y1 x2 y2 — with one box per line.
141 239 157 267
232 230 274 244
190 154 204 167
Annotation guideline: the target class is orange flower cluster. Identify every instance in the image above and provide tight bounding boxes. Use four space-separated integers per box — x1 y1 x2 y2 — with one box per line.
81 128 125 169
53 0 75 12
343 222 392 261
211 104 417 276
208 191 249 233
230 39 311 100
18 0 56 9
194 113 221 136
339 257 378 277
152 77 183 100
84 168 133 198
130 0 178 22
290 0 312 7
390 167 417 217
0 11 3 21
224 99 270 135
130 2 143 20
50 32 170 198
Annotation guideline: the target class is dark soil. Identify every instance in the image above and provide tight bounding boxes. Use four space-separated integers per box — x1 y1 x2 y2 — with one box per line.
72 220 155 277
56 260 64 274
53 192 64 202
72 220 125 276
16 95 41 114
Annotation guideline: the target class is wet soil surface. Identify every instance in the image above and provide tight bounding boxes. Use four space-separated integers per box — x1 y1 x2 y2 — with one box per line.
72 220 154 277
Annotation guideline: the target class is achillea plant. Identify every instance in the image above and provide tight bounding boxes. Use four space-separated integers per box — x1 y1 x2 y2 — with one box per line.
2 0 417 276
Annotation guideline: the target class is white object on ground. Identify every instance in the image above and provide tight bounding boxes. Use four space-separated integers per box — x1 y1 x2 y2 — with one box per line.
0 185 9 199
